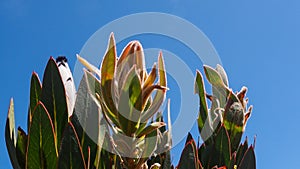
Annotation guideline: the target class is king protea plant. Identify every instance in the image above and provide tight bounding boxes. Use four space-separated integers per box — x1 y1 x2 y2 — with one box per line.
77 33 172 169
175 65 256 169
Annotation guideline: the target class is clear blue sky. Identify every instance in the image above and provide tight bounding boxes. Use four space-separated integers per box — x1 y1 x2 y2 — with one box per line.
1 1 300 168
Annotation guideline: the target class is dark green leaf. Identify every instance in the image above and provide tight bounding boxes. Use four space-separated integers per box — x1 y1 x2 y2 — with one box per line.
162 150 172 169
224 95 245 152
41 57 68 148
214 125 231 167
28 72 42 131
177 135 199 169
195 70 213 145
95 133 115 169
228 152 236 169
238 146 256 169
16 127 27 168
236 139 249 166
57 123 86 169
26 102 57 169
72 71 103 166
198 143 213 168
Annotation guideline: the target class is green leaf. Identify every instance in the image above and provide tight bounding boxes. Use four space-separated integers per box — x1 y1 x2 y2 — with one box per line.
41 57 68 148
198 143 213 168
238 146 256 169
143 63 157 89
16 127 27 168
26 102 57 169
195 70 213 145
203 65 228 94
215 64 229 87
141 129 159 158
134 42 146 80
236 139 249 165
28 72 42 131
77 54 101 77
140 53 166 123
140 85 166 111
95 133 115 169
228 152 236 169
158 52 167 87
118 41 135 66
214 125 231 167
177 134 200 169
223 94 245 152
185 133 194 145
5 98 21 169
57 123 87 169
116 41 136 94
100 33 118 118
71 114 98 169
101 33 116 85
136 122 165 138
204 65 230 108
162 150 172 169
117 41 146 82
71 71 109 168
118 66 142 136
83 70 120 128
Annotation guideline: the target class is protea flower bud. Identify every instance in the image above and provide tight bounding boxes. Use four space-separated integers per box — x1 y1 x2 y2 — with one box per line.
56 56 76 117
225 102 244 126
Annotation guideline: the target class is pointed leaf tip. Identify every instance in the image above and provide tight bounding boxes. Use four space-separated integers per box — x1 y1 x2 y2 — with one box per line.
77 54 101 76
215 64 229 86
26 102 57 169
158 51 167 87
5 98 21 169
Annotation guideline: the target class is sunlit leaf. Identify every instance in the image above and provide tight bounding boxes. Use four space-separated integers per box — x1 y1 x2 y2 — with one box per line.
136 122 165 138
143 63 157 90
77 54 101 77
215 64 229 87
100 33 118 121
195 71 209 134
118 66 142 136
5 98 21 169
141 53 166 123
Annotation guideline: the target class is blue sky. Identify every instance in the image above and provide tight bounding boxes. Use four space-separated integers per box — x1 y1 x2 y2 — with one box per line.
1 1 300 168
